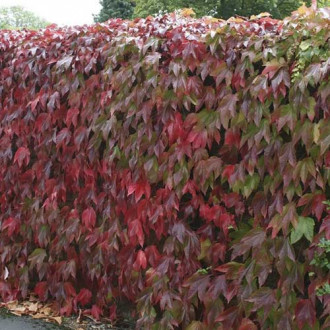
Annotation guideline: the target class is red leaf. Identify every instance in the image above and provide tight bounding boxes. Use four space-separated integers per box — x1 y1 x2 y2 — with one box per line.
214 262 244 280
60 299 73 316
218 93 238 129
231 228 266 259
207 275 226 300
246 288 276 316
145 245 161 266
0 281 11 296
109 305 117 321
325 151 330 167
311 194 325 221
56 128 71 148
76 288 92 306
127 184 135 196
262 65 280 77
160 291 173 310
215 306 239 328
64 282 76 297
222 164 235 180
128 219 144 246
133 250 147 270
295 299 316 329
74 126 87 150
91 304 102 320
224 129 240 148
66 108 79 127
186 275 210 301
35 113 51 132
319 215 330 239
127 181 150 202
14 147 30 167
64 260 76 279
82 207 96 231
2 217 19 237
34 281 48 300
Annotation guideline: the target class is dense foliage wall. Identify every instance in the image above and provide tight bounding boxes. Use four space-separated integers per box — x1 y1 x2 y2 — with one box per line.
0 6 329 329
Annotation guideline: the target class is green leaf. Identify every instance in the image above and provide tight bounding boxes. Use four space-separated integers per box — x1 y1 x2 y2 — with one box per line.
198 238 211 260
242 173 260 198
290 216 315 244
299 40 311 51
28 248 47 268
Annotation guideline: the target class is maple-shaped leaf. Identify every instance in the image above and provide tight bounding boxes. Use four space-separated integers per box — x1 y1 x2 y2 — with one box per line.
170 222 187 244
186 275 210 301
222 164 235 180
56 128 71 148
242 174 260 198
127 181 151 202
56 55 73 70
224 129 240 148
311 194 326 221
218 93 238 129
319 215 330 239
278 237 295 262
159 291 173 310
35 113 51 132
128 219 144 246
34 281 48 300
64 282 76 297
246 287 276 317
133 250 147 271
91 304 102 320
82 207 96 231
76 288 92 306
74 126 87 150
206 275 226 301
231 228 266 259
60 299 73 317
66 108 79 127
290 216 314 244
295 299 316 329
1 217 19 237
14 147 30 167
267 202 297 238
215 306 239 328
28 248 47 269
144 245 161 267
215 262 244 280
64 259 77 279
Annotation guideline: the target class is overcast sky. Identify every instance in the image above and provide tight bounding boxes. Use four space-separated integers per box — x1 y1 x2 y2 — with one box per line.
0 0 101 26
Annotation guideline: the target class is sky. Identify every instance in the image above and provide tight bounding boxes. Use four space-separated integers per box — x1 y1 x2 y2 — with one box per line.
0 0 102 26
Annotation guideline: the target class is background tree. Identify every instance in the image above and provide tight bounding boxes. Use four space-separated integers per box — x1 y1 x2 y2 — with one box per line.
94 0 136 22
133 0 324 19
0 6 49 30
133 0 170 18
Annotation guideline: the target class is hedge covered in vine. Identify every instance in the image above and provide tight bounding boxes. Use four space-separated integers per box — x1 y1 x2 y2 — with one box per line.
0 5 329 329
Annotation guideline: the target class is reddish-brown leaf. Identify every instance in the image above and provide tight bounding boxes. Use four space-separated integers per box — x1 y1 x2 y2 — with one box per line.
295 299 316 329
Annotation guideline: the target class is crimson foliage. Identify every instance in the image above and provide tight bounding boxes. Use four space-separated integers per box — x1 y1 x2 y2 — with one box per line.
0 6 329 329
